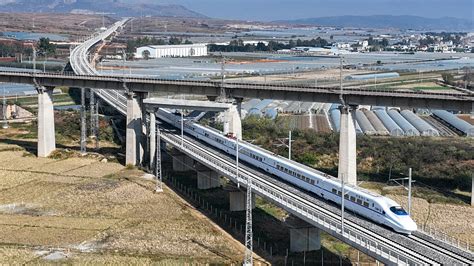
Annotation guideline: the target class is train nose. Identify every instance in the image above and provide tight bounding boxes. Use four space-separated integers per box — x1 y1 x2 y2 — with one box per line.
406 218 418 232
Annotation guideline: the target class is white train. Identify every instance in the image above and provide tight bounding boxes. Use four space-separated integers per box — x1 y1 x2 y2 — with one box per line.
158 109 417 234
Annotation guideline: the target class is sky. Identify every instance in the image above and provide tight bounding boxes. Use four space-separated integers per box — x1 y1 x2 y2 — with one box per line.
134 0 473 21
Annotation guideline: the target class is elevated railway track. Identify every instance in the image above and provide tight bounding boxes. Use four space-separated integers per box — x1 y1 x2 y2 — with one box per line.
8 18 471 265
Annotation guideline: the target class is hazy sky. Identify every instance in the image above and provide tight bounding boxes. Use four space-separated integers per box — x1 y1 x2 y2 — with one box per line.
138 0 473 21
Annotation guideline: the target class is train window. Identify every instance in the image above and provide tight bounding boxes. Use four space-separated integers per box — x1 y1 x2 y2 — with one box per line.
310 180 315 185
363 202 369 207
297 174 301 178
357 199 362 205
332 188 337 194
350 196 355 202
337 191 342 196
390 206 408 216
344 194 349 200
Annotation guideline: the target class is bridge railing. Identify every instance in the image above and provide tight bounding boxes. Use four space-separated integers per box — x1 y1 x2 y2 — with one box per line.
160 130 430 266
0 70 471 100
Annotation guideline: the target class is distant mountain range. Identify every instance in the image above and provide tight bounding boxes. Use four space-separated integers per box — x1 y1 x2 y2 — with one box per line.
276 15 473 31
0 0 206 18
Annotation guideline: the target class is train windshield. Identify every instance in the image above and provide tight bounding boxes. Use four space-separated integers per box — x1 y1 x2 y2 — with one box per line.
390 206 408 216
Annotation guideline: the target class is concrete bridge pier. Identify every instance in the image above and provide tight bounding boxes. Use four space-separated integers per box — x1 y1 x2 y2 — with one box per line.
223 104 242 140
170 149 194 172
286 216 321 252
471 174 474 206
126 93 145 166
195 163 220 190
229 189 255 212
37 86 56 157
234 97 243 118
148 108 156 172
338 105 358 186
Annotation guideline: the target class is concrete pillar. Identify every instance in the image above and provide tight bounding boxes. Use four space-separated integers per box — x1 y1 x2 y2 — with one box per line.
223 104 242 140
229 190 255 212
37 87 56 157
337 105 357 186
196 163 220 189
149 110 156 171
289 227 321 252
471 174 474 206
171 153 194 172
286 216 321 252
126 93 144 166
234 97 243 118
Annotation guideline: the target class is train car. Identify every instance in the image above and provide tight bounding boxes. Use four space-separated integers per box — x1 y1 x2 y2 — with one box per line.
158 109 417 234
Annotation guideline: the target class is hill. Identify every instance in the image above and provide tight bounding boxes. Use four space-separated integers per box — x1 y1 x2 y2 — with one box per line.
276 15 473 31
0 0 206 18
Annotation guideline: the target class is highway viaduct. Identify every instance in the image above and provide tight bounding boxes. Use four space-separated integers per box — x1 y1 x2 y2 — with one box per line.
1 69 473 181
0 70 472 184
0 71 472 113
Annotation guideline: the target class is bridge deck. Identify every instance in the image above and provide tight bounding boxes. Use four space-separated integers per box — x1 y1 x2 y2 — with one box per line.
0 71 472 112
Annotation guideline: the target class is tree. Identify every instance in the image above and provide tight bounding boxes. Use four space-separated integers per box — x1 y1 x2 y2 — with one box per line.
441 73 454 84
142 50 150 60
256 42 267 51
37 37 56 56
169 37 182 45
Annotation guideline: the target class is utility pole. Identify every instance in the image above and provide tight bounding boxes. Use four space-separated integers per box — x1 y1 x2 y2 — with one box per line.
341 176 345 236
243 162 253 266
339 56 345 106
181 110 184 147
122 49 126 77
90 90 95 138
155 121 163 193
288 130 292 160
236 138 239 181
80 88 87 155
389 168 415 215
408 168 412 215
32 46 37 73
218 53 229 103
95 98 100 150
2 87 8 129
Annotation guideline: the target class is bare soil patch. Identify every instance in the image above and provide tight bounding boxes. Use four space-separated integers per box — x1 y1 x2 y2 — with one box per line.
0 143 249 264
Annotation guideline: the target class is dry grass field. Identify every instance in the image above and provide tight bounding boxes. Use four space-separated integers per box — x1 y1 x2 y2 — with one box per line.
360 182 474 245
0 13 113 38
0 141 252 264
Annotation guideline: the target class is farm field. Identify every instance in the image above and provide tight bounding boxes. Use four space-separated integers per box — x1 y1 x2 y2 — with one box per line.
0 141 252 264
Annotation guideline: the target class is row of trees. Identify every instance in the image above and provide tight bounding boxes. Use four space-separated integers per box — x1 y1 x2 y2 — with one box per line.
208 37 330 53
0 43 32 57
0 37 56 58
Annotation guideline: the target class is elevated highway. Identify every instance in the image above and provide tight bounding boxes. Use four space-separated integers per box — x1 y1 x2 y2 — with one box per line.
0 70 472 112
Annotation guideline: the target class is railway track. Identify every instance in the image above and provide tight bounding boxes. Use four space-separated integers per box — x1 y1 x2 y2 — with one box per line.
69 20 474 265
159 123 473 265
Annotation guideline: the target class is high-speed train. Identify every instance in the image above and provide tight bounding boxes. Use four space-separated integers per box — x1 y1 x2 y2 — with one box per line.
158 109 417 234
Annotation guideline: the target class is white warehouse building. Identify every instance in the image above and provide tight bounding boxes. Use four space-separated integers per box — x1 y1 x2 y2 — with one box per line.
135 44 208 59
